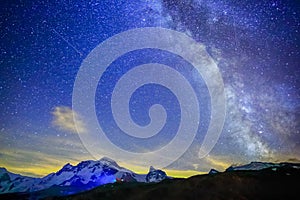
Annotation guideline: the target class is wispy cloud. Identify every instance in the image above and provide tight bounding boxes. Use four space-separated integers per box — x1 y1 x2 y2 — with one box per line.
202 155 231 170
52 106 86 134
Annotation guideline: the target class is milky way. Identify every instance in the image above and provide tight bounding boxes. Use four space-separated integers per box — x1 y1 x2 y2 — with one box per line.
0 0 299 176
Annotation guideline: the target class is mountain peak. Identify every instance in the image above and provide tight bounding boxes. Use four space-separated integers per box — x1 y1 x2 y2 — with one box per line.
62 163 73 169
209 169 219 174
99 157 120 167
0 167 8 173
99 157 116 163
149 166 156 172
146 167 168 183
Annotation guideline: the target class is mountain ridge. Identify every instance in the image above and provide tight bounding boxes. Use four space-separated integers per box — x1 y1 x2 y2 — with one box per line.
1 161 300 200
1 160 300 199
0 157 168 195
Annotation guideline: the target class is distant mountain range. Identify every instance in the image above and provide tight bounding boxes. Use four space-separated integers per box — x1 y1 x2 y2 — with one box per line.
63 161 299 200
226 161 300 172
0 157 168 195
1 159 300 199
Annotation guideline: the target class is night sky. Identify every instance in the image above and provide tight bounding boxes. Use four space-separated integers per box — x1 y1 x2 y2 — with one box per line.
0 0 299 177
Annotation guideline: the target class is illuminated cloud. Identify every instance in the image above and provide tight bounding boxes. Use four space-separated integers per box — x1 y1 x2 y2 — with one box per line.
52 106 86 134
203 155 231 170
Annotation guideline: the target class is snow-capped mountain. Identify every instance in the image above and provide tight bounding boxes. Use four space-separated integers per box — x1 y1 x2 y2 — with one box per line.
31 157 142 192
226 161 300 172
0 167 38 193
0 157 165 194
208 169 219 174
146 166 168 183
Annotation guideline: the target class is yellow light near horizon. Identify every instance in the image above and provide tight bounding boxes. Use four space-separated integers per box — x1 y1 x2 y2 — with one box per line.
3 165 61 178
118 162 206 178
164 169 205 178
3 159 206 179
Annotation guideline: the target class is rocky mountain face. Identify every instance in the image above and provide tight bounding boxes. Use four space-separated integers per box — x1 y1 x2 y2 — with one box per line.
146 166 168 183
0 168 38 193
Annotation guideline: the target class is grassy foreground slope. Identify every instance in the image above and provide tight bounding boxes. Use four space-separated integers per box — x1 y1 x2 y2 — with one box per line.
53 166 299 200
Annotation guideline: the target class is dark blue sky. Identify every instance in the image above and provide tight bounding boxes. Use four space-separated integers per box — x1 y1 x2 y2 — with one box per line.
0 0 299 177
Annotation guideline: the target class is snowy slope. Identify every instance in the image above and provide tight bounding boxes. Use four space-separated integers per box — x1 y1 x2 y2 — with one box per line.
0 157 165 194
145 166 168 183
225 161 300 171
0 167 38 193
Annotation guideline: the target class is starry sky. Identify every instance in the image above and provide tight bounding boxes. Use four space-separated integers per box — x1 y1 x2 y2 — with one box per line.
0 0 299 178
